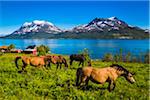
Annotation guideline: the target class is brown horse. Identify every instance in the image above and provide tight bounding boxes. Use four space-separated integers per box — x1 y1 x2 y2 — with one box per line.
76 64 135 92
70 54 86 67
15 56 51 72
49 55 68 69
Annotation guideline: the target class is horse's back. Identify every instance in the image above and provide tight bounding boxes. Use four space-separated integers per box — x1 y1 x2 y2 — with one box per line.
30 56 45 66
21 56 30 64
91 67 118 83
70 54 85 61
82 67 93 76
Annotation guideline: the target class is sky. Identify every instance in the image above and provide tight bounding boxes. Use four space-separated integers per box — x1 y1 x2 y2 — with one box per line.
0 0 149 36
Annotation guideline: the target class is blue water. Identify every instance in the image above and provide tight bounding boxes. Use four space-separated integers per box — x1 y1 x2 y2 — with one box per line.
0 39 149 59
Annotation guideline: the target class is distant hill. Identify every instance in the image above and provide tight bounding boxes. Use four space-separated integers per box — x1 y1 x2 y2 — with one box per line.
3 17 149 39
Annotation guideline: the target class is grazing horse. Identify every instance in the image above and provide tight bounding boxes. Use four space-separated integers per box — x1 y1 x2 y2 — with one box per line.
76 64 135 92
15 56 51 72
70 54 86 67
49 55 68 69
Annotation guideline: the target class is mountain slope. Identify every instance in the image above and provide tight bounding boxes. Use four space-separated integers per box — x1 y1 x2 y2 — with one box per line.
65 17 149 39
4 20 62 39
3 18 149 39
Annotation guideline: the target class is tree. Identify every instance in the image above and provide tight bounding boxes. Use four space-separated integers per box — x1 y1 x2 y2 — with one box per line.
37 45 50 56
8 44 15 50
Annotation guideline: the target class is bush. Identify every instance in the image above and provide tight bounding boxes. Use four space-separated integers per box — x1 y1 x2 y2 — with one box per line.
114 54 120 62
144 52 150 64
119 48 123 62
102 53 113 62
8 44 15 50
125 52 131 62
37 45 50 56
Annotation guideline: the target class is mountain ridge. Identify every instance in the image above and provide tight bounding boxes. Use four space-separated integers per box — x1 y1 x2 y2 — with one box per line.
2 17 149 39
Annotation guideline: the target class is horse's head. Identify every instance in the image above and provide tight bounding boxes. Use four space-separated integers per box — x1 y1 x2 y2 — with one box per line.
110 64 136 84
124 72 136 84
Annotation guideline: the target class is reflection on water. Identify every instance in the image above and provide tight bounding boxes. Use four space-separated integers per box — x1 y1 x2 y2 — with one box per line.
0 39 149 59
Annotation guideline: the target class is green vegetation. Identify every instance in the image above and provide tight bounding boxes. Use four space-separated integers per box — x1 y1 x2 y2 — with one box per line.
0 53 149 100
37 45 50 56
102 49 149 64
8 44 15 51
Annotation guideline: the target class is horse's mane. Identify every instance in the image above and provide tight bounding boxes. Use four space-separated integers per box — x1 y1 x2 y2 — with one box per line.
110 64 129 73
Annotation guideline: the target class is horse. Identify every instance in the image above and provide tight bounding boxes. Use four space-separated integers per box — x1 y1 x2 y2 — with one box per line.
70 54 86 67
15 56 51 72
49 55 68 69
76 64 135 92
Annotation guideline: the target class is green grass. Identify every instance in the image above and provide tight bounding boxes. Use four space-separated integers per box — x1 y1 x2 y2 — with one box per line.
0 53 149 100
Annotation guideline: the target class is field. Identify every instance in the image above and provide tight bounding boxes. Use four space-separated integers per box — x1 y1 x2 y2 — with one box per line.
0 53 149 100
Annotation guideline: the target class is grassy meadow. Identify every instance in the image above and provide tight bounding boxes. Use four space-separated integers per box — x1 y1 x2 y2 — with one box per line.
0 53 149 100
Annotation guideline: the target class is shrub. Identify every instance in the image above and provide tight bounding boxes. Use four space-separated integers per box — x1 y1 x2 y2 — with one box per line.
125 52 131 62
102 53 113 62
119 48 123 62
114 54 120 62
131 56 138 63
37 45 50 56
8 44 15 50
144 52 150 64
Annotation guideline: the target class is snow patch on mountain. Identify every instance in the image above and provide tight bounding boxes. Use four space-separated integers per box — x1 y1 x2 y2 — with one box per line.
71 17 129 33
12 20 62 35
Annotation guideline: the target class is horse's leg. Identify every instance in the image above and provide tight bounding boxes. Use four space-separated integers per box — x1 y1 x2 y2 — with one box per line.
81 76 87 86
108 80 114 92
21 63 27 73
60 63 62 69
47 61 51 69
70 60 73 66
112 82 116 90
84 78 89 89
56 63 59 69
78 61 82 67
82 61 84 67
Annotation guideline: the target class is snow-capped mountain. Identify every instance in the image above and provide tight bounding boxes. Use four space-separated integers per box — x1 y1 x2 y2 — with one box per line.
71 17 129 33
12 20 62 35
3 17 149 39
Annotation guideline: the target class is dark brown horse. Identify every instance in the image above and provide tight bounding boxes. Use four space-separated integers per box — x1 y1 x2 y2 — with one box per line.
76 64 135 92
70 54 86 67
15 56 51 72
49 55 68 69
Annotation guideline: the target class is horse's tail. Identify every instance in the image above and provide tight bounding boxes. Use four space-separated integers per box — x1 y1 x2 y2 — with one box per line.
15 56 22 69
63 58 68 68
76 68 83 86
